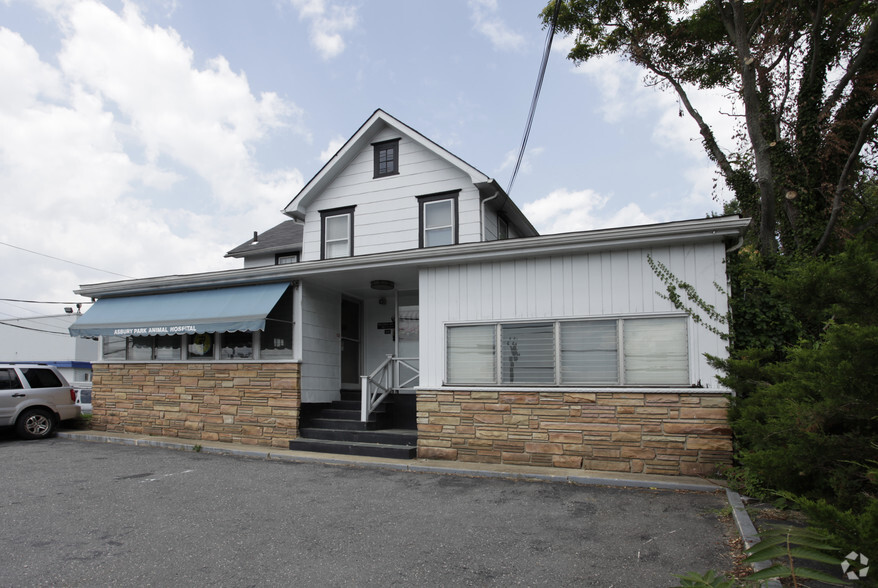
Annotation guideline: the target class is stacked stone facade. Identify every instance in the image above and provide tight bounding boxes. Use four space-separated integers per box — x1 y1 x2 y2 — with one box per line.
416 390 732 476
90 363 300 448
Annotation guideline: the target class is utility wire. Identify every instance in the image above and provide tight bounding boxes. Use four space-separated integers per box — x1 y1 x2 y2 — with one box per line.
0 240 134 279
507 0 563 196
0 321 71 336
0 298 93 305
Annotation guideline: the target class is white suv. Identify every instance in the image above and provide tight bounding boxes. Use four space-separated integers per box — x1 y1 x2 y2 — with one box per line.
0 363 81 439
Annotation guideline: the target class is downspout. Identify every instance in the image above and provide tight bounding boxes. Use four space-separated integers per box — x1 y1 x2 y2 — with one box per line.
726 236 744 253
481 187 501 242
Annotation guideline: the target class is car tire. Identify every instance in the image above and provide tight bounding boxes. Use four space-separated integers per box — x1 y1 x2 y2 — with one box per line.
16 408 56 440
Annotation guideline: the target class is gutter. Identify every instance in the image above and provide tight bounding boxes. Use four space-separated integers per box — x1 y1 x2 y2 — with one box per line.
75 215 751 299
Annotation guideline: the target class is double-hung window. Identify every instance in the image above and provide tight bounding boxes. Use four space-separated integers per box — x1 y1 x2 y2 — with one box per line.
447 316 689 386
418 192 459 248
321 206 355 259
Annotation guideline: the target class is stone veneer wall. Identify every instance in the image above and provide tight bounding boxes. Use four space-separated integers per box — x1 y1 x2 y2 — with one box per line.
90 363 300 448
416 390 731 476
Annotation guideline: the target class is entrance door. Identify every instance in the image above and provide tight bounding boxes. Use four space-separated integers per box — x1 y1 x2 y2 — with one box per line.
340 298 361 389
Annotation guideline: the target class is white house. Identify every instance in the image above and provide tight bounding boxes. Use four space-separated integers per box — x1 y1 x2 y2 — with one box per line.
1 313 98 385
70 109 748 475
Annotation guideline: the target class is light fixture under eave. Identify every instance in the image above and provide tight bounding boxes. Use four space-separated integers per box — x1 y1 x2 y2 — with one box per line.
370 280 395 291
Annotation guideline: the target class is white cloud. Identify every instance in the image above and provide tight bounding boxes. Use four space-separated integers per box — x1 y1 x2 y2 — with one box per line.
319 135 346 162
0 1 305 315
497 146 544 175
469 0 525 51
522 188 656 234
571 53 741 160
289 0 357 60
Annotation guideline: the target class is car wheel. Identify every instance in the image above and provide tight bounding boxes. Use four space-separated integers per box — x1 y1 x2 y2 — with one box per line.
16 408 56 440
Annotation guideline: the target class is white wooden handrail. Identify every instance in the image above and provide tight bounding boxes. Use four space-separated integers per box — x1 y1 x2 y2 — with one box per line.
360 355 420 422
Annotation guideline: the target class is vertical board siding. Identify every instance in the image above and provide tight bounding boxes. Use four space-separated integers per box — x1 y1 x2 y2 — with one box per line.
420 241 730 388
300 282 341 403
300 127 484 261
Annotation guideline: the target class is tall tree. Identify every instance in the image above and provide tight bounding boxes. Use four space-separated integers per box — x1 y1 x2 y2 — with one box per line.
544 0 878 255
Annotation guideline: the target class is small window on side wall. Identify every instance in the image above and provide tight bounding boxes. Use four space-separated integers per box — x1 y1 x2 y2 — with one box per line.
373 139 399 178
497 215 509 240
418 192 459 248
320 206 355 259
275 252 299 265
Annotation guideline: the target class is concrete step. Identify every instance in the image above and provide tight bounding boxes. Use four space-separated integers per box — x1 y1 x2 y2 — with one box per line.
289 437 417 459
299 427 417 446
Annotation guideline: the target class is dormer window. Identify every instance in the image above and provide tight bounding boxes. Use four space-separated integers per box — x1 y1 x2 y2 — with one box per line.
418 192 459 248
373 139 399 178
321 206 355 259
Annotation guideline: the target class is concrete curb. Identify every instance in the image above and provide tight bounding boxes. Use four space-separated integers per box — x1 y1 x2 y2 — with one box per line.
726 488 782 588
58 430 723 493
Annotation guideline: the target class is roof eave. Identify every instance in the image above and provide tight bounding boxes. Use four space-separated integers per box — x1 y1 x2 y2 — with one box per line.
76 216 750 299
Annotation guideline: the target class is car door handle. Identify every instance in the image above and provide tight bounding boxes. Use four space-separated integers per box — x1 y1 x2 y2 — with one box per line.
11 393 26 397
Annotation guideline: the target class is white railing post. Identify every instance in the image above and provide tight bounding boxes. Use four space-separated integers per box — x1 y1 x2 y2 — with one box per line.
360 375 369 422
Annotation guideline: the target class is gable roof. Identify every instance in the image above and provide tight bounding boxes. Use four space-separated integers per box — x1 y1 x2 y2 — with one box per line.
225 220 303 259
282 109 533 236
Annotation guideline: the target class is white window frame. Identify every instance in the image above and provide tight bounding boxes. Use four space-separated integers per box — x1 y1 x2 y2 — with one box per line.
321 207 355 259
418 192 459 248
445 315 690 387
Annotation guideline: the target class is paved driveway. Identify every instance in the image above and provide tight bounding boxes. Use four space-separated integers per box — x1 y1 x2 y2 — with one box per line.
1 435 733 586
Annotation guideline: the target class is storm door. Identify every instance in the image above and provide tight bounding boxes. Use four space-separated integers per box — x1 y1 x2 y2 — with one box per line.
340 298 361 389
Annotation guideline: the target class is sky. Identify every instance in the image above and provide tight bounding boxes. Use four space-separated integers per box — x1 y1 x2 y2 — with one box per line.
0 0 739 322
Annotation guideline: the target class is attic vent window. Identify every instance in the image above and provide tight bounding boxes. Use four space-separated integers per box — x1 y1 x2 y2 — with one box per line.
373 139 399 178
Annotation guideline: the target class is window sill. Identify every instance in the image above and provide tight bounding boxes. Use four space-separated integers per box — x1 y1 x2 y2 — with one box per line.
417 385 730 394
95 359 301 364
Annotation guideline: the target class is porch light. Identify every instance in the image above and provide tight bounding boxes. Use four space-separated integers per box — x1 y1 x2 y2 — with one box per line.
370 280 395 291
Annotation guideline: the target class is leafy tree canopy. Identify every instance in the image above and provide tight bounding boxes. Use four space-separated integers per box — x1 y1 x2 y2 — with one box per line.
544 0 878 256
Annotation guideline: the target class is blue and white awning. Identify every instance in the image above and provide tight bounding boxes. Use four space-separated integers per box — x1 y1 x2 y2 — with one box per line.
69 283 290 338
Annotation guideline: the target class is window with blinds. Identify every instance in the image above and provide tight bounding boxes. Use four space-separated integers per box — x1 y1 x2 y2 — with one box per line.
446 316 689 387
560 320 618 384
446 324 496 384
501 323 554 384
623 317 689 385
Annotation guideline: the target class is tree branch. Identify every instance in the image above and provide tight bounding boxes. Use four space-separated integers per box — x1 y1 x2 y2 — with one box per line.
642 55 739 183
814 107 878 254
821 15 878 119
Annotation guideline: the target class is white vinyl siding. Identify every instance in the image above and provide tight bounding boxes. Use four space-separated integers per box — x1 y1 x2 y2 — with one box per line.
420 240 729 388
300 283 341 403
300 127 482 260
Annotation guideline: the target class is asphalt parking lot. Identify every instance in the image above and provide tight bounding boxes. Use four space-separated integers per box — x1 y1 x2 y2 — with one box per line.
1 433 734 586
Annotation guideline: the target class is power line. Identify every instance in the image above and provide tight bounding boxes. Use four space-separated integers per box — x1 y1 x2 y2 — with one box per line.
0 240 134 279
0 320 71 336
507 0 563 196
0 298 93 305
